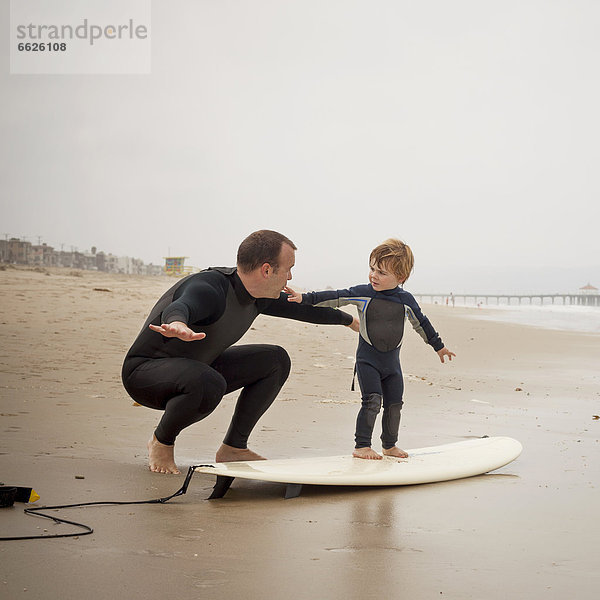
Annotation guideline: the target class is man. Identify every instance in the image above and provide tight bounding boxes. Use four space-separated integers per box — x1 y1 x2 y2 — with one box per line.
122 230 358 474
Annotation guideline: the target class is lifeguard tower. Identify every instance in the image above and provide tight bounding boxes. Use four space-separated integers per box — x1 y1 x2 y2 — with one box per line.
164 256 193 276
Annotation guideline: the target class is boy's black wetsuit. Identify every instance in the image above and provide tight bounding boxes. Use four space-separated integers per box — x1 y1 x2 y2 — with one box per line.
301 284 444 449
122 267 353 447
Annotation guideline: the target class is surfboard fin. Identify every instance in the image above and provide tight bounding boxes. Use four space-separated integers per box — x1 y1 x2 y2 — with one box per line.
284 484 303 499
208 476 234 500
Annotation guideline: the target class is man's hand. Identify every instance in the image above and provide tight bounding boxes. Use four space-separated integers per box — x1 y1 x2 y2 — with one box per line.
149 321 206 342
347 316 360 332
437 347 456 363
284 286 303 303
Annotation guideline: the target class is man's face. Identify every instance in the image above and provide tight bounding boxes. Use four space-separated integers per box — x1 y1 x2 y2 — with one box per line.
264 243 295 298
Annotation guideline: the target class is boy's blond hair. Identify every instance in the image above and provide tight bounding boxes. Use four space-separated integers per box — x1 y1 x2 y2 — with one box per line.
369 239 414 283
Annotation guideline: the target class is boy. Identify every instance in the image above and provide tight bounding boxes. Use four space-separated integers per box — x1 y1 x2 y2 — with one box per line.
286 239 455 460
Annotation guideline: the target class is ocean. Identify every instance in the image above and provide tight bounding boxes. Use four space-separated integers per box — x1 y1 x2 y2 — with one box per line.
457 302 600 334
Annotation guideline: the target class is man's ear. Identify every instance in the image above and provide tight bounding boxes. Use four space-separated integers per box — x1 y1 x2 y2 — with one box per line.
260 263 271 278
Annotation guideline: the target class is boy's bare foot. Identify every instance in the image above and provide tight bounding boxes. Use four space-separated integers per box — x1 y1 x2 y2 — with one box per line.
215 443 266 463
148 435 181 474
353 447 382 460
382 446 409 459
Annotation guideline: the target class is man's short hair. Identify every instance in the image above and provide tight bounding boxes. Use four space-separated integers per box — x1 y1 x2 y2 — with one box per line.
370 238 414 282
237 230 297 273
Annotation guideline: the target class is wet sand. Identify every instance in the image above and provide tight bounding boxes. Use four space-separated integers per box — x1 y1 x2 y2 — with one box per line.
1 267 599 598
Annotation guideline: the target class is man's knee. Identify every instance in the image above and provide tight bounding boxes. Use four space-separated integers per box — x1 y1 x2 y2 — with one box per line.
206 370 228 400
268 345 291 385
183 369 227 412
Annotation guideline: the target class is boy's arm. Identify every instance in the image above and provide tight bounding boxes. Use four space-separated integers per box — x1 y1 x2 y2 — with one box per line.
403 292 455 360
293 284 372 310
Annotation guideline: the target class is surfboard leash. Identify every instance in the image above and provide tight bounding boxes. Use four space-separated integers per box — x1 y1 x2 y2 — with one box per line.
0 465 213 541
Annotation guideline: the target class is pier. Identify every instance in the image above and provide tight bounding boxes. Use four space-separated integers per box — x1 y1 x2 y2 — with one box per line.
415 293 600 307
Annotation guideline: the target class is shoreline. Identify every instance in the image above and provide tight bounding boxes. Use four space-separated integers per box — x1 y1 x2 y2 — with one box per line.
420 301 600 335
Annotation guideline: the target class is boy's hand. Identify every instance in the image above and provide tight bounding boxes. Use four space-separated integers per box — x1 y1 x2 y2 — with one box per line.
149 321 206 342
284 286 303 303
437 347 456 363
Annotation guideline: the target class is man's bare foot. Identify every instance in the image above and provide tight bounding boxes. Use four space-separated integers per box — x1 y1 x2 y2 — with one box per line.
353 447 382 460
148 435 181 474
382 446 409 459
215 443 267 463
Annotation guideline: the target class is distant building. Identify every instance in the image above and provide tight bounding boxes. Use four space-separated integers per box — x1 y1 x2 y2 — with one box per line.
144 263 164 276
95 251 107 271
116 255 132 274
31 243 56 267
81 250 98 270
580 283 599 295
103 253 119 273
1 236 166 276
6 238 32 264
56 250 76 268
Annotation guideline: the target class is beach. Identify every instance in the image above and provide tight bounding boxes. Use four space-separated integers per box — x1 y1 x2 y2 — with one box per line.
1 267 599 599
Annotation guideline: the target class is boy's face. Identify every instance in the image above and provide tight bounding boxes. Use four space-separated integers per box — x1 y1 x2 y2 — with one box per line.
369 261 402 291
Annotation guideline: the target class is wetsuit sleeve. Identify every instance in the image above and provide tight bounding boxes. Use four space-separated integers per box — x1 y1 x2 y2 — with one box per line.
302 285 372 310
260 293 354 325
403 293 444 351
161 277 226 325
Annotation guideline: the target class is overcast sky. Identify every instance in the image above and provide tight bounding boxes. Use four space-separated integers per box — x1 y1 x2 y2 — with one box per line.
2 1 599 293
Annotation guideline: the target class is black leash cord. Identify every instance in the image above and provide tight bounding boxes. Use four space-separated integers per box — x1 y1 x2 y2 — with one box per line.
1 465 210 541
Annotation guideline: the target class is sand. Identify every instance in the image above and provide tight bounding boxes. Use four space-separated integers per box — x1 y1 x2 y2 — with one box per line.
1 266 599 599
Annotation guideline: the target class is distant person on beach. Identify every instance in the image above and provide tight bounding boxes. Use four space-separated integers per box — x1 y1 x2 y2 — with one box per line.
287 238 455 460
122 230 358 474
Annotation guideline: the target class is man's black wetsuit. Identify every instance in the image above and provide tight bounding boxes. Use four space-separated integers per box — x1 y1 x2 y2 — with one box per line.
301 284 444 449
122 267 353 447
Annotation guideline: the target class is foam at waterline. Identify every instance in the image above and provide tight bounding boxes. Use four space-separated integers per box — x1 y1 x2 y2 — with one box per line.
462 302 600 334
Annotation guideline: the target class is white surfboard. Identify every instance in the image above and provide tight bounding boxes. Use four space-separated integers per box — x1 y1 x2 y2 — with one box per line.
195 436 522 498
